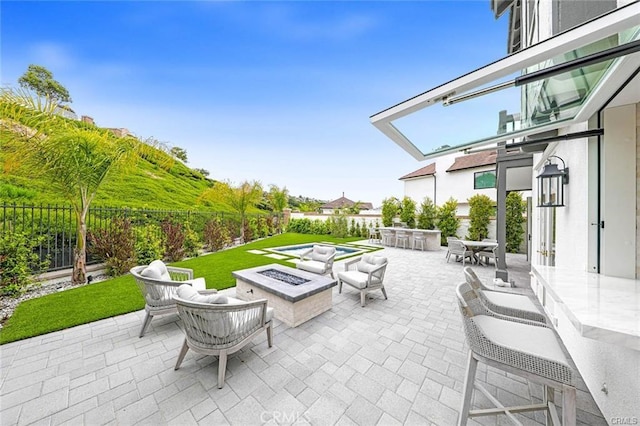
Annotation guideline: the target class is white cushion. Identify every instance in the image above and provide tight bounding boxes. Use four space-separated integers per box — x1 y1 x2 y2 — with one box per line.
297 260 327 274
310 245 335 262
149 260 170 280
183 277 208 291
473 315 569 366
176 284 228 304
484 292 540 314
356 255 387 273
140 264 162 280
338 270 374 289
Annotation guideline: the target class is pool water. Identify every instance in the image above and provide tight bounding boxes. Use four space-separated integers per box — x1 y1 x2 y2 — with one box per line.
269 244 361 258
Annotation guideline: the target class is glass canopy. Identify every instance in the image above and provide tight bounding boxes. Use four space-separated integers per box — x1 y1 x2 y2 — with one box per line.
370 3 640 160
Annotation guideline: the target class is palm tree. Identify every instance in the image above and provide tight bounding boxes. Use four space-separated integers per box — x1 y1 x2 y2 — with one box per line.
199 180 263 242
1 88 139 284
268 184 289 233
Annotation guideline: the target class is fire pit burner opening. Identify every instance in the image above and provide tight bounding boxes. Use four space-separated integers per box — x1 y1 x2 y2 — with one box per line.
258 268 311 286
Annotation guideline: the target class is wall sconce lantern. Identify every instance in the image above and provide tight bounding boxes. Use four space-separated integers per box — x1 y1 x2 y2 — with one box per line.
537 155 569 207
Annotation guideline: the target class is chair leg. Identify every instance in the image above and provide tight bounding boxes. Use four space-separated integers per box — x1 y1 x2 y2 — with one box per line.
360 291 366 307
139 311 153 338
266 323 273 348
562 385 576 426
217 350 228 389
381 287 388 300
338 279 343 293
174 339 189 370
458 351 478 426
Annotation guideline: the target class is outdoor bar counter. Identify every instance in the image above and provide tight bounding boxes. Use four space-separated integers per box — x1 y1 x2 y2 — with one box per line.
530 265 640 421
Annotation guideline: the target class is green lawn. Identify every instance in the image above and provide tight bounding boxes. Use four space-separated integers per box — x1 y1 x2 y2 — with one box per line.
0 233 375 344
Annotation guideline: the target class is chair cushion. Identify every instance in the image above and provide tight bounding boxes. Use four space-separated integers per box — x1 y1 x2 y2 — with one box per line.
176 284 228 304
357 255 387 273
140 264 162 280
149 259 171 280
473 315 569 366
310 246 335 262
338 270 373 289
484 292 540 314
297 260 326 274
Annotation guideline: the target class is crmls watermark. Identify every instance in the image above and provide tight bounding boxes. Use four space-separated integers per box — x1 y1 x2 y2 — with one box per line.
260 411 311 424
611 417 638 425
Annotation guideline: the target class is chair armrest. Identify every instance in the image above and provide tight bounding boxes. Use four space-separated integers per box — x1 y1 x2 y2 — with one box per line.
299 248 313 260
366 263 387 282
344 256 362 270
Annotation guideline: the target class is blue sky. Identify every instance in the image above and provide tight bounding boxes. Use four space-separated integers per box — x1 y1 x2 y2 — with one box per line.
1 1 509 207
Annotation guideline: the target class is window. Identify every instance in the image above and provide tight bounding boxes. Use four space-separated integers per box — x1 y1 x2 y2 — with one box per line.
475 170 497 189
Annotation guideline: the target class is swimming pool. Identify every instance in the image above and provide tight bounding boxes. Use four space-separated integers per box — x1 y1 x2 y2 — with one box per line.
267 243 366 259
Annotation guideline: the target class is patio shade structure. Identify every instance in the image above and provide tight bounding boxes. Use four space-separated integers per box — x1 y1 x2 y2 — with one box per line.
370 2 640 280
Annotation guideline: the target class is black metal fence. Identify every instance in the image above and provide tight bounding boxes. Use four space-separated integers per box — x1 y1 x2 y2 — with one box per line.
0 203 252 273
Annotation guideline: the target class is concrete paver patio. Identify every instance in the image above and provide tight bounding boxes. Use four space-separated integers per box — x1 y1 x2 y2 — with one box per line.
0 244 606 425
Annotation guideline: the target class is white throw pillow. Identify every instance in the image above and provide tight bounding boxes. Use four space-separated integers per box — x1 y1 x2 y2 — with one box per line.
140 264 162 279
149 259 171 280
176 284 228 304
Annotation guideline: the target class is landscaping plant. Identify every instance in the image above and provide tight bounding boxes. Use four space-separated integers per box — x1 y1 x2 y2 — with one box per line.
437 198 460 245
88 216 136 276
400 196 417 228
0 229 48 296
467 194 494 241
135 223 164 264
506 191 526 253
161 218 186 262
417 197 437 229
381 197 400 226
203 217 231 251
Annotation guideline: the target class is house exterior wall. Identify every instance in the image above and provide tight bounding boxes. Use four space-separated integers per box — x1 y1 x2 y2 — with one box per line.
402 152 497 216
526 2 640 421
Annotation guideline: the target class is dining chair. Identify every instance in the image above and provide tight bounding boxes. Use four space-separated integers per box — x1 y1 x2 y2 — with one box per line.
446 240 473 266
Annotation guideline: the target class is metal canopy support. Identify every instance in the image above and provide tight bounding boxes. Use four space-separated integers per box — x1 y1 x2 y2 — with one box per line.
495 145 534 282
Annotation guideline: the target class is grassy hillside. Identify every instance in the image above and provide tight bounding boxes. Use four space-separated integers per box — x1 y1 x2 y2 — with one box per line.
0 102 250 212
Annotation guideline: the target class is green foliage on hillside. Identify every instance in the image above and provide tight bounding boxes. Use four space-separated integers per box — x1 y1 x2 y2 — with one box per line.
0 104 228 211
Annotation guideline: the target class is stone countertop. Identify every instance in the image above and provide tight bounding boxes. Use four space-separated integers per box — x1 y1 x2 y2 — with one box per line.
531 264 640 351
232 263 336 303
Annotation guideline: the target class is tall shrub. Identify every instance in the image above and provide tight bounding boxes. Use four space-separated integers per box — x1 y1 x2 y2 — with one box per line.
162 218 185 262
417 197 437 229
381 197 399 226
506 191 526 253
400 196 417 228
88 216 136 276
437 198 460 245
135 224 164 264
0 230 48 296
467 194 494 241
203 218 231 251
183 221 201 258
330 212 349 238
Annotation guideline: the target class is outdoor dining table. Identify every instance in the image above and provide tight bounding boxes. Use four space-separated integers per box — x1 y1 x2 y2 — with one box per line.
459 240 499 265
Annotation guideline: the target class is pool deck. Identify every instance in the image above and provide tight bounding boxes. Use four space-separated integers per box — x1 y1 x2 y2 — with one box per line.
0 243 606 425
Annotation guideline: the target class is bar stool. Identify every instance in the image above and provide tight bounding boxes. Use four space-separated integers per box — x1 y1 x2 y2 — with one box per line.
455 281 576 426
381 230 394 246
463 267 547 323
395 230 410 249
412 231 426 251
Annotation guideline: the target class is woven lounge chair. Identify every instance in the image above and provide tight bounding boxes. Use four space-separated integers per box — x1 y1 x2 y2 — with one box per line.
455 281 576 425
131 260 207 337
174 285 273 389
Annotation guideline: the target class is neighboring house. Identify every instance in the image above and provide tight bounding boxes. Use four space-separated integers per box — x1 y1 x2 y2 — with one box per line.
400 150 498 215
53 104 77 120
371 0 639 421
319 194 373 214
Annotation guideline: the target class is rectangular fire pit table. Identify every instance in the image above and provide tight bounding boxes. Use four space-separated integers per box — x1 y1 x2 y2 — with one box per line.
232 264 337 327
